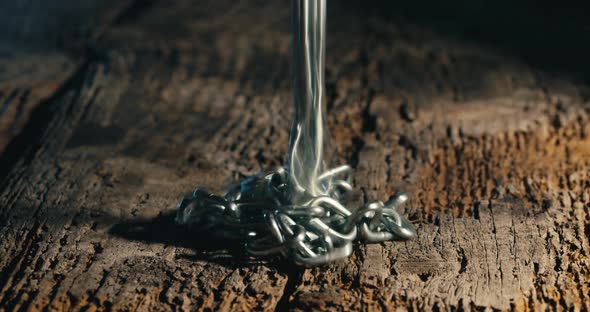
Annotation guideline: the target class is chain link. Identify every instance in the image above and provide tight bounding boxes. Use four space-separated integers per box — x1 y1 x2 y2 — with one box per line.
176 165 416 266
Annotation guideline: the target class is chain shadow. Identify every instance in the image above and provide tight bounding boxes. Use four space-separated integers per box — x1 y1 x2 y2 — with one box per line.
107 211 296 270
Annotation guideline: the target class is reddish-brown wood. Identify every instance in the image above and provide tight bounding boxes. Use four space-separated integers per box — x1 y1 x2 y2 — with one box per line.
1 1 589 311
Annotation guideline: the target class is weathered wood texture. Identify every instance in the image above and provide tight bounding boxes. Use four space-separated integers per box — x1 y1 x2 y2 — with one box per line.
1 1 589 311
0 0 133 152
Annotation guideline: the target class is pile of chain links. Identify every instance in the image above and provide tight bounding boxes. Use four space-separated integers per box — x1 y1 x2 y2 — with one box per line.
176 165 416 266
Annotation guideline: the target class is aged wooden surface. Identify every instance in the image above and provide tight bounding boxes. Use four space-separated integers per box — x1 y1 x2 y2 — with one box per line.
1 1 589 311
0 0 134 152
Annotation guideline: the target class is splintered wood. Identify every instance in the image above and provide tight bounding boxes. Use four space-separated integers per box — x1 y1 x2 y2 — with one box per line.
0 1 589 311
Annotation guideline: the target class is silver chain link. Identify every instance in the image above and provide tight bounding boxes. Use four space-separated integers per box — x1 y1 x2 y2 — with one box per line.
176 0 416 265
176 165 416 266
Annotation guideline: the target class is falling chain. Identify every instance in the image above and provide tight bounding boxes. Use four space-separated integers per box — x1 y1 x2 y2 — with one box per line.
176 165 416 266
175 0 416 265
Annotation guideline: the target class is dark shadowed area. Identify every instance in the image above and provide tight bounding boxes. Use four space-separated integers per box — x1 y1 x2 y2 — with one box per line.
0 0 589 310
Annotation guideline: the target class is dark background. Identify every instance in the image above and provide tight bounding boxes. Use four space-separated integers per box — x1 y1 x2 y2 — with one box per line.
2 0 589 80
1 1 590 310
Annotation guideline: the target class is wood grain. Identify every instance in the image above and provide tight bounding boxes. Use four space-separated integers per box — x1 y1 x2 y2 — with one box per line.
0 0 134 153
0 1 589 311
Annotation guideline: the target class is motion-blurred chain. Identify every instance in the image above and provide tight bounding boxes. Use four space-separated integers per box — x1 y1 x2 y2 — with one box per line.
176 165 416 266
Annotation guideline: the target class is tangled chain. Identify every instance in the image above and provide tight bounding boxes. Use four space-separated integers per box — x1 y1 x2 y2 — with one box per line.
176 165 416 266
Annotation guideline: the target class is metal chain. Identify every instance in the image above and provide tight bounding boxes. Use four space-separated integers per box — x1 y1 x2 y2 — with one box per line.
176 1 416 266
176 165 416 266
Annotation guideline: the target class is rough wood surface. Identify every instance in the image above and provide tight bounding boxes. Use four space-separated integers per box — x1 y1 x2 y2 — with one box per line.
1 1 589 311
0 0 134 153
